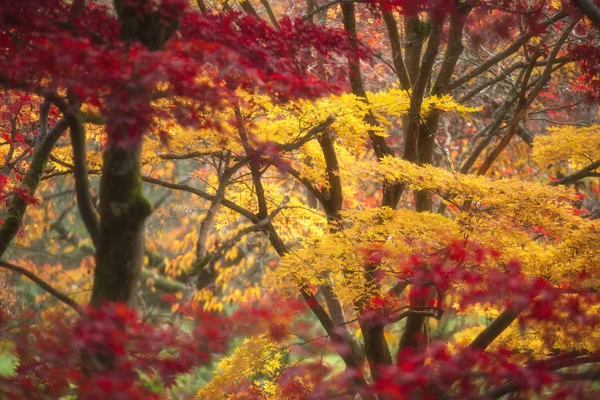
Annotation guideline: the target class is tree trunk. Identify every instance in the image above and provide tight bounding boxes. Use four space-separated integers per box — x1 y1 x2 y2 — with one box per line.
91 143 152 306
88 0 179 306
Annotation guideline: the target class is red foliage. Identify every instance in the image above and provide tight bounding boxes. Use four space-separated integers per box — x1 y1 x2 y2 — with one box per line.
4 243 600 398
0 304 230 399
0 1 363 146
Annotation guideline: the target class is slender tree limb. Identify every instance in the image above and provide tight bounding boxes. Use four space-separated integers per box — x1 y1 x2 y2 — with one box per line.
236 108 269 218
190 197 289 278
303 0 367 21
317 132 343 221
0 259 82 314
258 0 280 28
416 4 470 211
475 53 539 176
404 14 425 85
320 281 365 366
37 92 101 246
476 18 576 176
381 8 411 90
550 159 600 186
517 122 534 147
195 154 231 261
239 0 261 19
67 108 101 246
42 169 98 181
384 305 444 325
286 165 327 206
448 9 568 90
157 151 227 160
527 18 578 101
196 0 207 12
193 154 233 289
469 306 524 351
431 7 470 96
486 357 600 398
141 176 258 222
574 0 600 30
279 116 335 152
458 57 572 104
36 99 51 147
340 1 400 208
299 289 372 398
403 13 445 165
0 118 68 257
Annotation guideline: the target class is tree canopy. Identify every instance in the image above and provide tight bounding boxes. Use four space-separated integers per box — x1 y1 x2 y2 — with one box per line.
1 0 600 399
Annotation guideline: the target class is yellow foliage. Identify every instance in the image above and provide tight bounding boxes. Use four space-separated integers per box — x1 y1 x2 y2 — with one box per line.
268 207 462 306
377 156 577 234
533 124 600 168
196 335 282 399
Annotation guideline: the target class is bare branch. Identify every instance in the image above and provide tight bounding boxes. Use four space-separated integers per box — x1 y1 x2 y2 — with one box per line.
0 259 82 314
381 8 411 90
550 159 600 186
190 196 290 279
141 176 257 222
258 0 280 28
448 9 568 90
574 0 600 30
0 118 68 257
469 306 525 350
279 116 335 152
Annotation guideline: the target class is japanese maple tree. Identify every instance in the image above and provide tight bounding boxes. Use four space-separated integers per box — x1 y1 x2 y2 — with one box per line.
1 0 600 399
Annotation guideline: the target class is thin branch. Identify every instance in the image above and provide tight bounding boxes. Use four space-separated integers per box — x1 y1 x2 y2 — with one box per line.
279 116 335 152
236 107 269 218
574 0 600 30
36 99 51 148
285 165 327 206
469 306 525 350
141 176 258 222
385 306 444 325
403 13 446 164
458 57 572 104
381 8 411 90
35 91 101 246
317 132 343 220
157 150 227 160
487 357 600 398
0 259 82 314
258 0 280 28
302 0 362 21
239 0 261 19
196 0 207 12
550 159 600 186
476 17 577 176
67 109 101 246
193 154 232 289
448 9 568 90
190 196 290 277
0 118 68 257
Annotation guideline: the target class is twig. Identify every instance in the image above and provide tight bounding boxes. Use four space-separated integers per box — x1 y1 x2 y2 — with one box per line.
0 259 82 314
549 159 600 186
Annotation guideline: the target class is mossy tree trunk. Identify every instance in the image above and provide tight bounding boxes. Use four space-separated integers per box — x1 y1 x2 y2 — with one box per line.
89 0 178 306
0 118 68 258
90 143 152 306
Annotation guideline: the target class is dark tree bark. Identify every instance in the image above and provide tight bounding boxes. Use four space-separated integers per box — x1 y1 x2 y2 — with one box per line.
0 118 68 257
91 143 152 306
90 0 179 306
